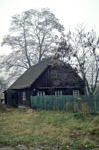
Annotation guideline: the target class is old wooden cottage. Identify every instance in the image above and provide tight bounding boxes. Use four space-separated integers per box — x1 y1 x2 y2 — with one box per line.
5 57 85 107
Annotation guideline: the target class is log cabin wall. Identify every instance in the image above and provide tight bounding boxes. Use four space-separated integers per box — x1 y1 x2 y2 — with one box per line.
30 65 84 96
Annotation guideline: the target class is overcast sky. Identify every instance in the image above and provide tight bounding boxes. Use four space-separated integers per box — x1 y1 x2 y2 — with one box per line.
0 0 99 55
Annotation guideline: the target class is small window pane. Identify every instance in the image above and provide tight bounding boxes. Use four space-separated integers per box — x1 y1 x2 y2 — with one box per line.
37 91 40 96
37 91 45 96
73 90 79 95
55 91 62 96
23 92 26 100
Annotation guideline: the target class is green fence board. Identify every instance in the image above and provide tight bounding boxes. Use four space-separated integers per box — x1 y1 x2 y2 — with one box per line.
31 95 99 111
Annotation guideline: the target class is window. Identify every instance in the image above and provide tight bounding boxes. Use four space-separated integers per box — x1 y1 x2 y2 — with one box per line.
73 90 79 96
55 90 62 96
22 92 26 100
37 91 45 96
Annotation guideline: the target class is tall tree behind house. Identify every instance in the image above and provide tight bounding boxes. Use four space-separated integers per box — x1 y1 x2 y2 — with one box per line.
1 8 64 81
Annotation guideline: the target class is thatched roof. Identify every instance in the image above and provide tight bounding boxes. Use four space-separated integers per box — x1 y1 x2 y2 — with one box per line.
8 57 81 90
9 57 53 90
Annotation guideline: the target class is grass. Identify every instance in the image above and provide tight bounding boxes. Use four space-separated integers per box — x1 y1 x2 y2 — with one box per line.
0 107 99 150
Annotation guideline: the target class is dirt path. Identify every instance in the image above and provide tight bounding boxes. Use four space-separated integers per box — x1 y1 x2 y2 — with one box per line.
0 144 58 150
0 145 41 150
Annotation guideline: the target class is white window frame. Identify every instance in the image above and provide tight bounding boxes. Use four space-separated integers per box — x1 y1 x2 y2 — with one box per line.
73 90 79 96
37 91 45 96
22 91 26 100
55 90 62 96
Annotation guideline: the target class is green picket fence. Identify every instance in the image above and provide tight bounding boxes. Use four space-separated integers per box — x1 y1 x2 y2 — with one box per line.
31 95 99 111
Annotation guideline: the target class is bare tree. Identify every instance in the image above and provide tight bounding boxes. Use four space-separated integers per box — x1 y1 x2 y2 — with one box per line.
72 25 99 95
55 33 72 62
0 76 8 92
57 24 99 95
1 8 64 80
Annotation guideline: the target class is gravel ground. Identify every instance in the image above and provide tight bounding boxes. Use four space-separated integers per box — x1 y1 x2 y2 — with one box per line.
0 145 37 150
0 144 59 150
